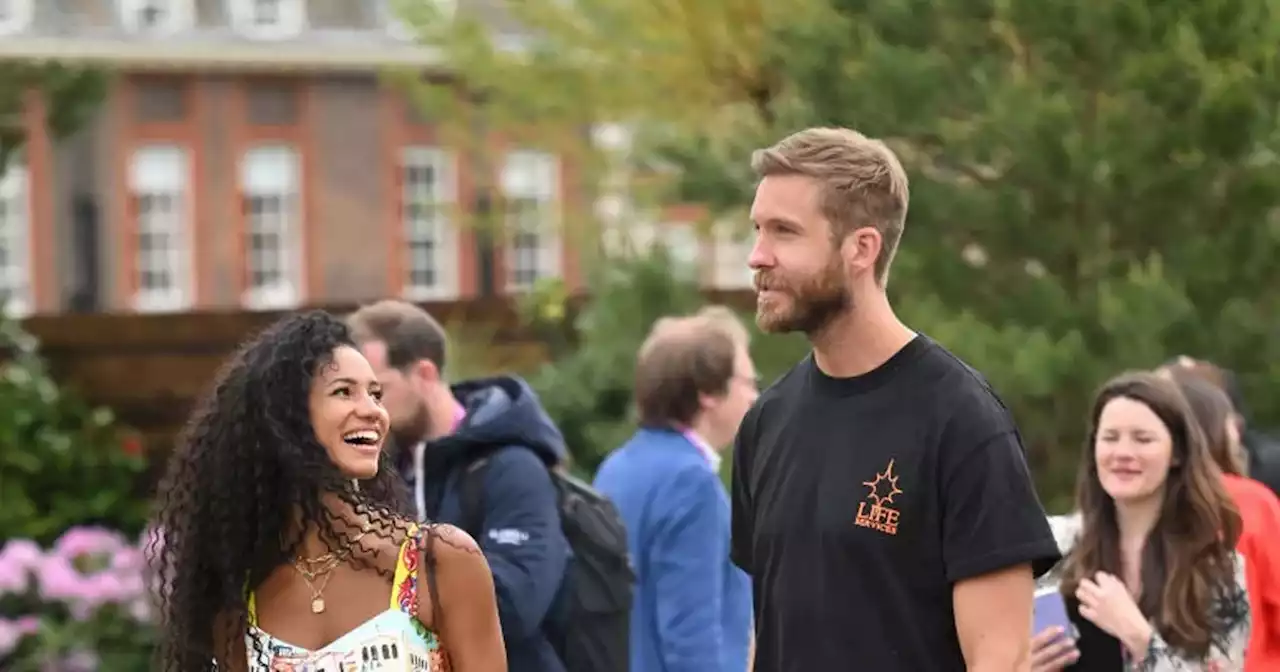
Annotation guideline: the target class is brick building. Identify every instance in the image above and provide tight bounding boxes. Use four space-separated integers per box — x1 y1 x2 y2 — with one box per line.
0 0 753 317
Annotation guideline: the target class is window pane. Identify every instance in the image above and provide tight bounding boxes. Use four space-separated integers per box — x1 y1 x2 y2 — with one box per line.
130 146 189 304
401 149 451 292
242 157 295 294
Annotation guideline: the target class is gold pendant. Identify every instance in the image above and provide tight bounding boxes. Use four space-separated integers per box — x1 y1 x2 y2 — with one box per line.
311 597 325 614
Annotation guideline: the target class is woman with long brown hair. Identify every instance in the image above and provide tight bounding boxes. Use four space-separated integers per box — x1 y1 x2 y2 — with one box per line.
1031 371 1250 671
1162 367 1280 671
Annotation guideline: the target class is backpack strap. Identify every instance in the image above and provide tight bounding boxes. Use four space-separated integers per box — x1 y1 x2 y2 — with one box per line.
458 456 492 539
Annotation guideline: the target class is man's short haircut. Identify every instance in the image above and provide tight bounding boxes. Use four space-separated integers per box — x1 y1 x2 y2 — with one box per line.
346 299 448 372
634 305 750 429
751 126 910 285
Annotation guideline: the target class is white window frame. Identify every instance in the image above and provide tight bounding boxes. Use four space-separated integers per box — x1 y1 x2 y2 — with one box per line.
129 145 194 313
712 219 755 289
0 0 33 36
592 122 638 257
119 0 194 35
501 151 560 292
400 147 459 301
240 145 302 310
0 164 32 317
228 0 306 40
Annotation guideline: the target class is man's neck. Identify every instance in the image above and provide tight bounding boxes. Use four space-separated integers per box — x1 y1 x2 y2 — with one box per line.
423 385 466 443
688 417 723 453
810 290 915 378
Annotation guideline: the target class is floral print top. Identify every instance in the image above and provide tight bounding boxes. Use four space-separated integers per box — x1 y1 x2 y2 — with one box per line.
245 525 451 671
1042 513 1251 672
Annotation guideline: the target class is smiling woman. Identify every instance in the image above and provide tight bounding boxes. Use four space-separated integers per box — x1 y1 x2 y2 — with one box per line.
308 346 390 480
1032 371 1250 671
149 310 506 672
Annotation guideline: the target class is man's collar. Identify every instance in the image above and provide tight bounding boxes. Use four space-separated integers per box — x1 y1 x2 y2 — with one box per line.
679 427 721 472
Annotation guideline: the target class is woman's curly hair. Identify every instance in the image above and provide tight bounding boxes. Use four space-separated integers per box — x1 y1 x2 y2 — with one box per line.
148 310 415 670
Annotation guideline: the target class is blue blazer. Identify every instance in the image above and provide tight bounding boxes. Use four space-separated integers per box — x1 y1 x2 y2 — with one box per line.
593 428 752 672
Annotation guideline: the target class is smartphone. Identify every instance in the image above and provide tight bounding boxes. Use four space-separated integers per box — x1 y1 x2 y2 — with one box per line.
1033 585 1077 639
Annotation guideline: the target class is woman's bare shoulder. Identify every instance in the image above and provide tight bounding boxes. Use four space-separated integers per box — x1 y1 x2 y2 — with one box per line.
415 523 493 627
422 523 484 561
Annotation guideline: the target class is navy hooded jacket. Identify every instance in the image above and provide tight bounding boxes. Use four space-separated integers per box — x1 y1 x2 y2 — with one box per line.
402 375 571 672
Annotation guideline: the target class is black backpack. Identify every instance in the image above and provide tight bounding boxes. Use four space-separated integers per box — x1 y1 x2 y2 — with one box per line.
458 452 634 672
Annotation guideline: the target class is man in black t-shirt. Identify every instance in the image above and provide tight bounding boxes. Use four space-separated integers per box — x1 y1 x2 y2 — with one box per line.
734 127 1061 671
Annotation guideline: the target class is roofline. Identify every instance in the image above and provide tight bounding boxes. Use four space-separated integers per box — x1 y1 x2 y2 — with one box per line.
0 38 444 73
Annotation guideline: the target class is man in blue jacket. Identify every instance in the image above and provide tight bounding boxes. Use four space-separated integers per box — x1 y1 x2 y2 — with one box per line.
348 300 571 672
594 306 757 672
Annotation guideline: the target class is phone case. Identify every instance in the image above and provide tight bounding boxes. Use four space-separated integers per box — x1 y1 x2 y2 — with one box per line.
1034 585 1077 638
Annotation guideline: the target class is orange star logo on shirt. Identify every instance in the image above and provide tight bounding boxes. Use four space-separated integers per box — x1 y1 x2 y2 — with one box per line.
862 459 904 506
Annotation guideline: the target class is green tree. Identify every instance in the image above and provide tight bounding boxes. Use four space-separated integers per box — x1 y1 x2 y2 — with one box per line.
750 0 1280 507
402 0 1280 507
0 62 108 173
519 248 704 475
0 315 148 544
519 247 808 477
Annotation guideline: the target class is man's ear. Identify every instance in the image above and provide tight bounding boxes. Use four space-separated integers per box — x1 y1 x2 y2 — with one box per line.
410 359 441 384
696 389 724 419
840 226 882 276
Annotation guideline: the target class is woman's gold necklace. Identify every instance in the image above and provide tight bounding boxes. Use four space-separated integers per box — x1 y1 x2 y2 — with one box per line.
294 560 338 614
293 525 371 614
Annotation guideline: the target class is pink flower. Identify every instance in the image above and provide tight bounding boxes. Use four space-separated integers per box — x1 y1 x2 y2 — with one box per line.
35 554 83 603
53 527 126 561
84 571 128 604
0 539 43 595
0 616 40 657
29 529 155 622
110 547 144 574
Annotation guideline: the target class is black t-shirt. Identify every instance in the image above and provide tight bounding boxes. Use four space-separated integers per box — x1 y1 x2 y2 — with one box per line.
731 335 1060 671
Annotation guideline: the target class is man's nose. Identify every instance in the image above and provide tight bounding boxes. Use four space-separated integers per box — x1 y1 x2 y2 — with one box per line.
748 234 772 270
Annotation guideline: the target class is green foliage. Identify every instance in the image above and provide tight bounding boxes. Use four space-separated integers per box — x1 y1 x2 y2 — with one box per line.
519 247 809 479
754 0 1280 510
0 62 109 172
520 248 703 475
0 317 149 545
405 0 1280 509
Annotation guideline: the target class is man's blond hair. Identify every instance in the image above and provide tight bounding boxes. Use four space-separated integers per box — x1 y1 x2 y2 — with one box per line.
752 127 910 284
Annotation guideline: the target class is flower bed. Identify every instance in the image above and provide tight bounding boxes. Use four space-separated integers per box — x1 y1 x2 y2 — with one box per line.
0 526 156 670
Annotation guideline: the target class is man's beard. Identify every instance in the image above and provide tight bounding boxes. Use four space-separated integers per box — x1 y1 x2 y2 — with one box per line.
754 254 850 335
390 398 432 451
